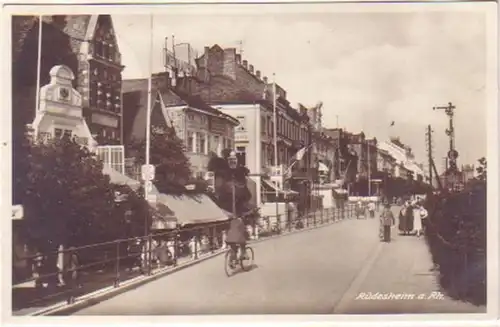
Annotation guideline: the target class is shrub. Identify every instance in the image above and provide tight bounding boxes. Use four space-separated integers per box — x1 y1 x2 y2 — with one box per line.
424 180 486 306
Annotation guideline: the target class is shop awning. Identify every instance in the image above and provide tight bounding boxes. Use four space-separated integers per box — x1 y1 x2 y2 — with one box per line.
154 193 230 226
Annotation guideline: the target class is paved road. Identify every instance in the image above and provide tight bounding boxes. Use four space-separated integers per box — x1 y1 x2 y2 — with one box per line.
73 208 484 315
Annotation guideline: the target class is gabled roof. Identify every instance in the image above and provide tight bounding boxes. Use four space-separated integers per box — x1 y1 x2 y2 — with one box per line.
122 77 240 142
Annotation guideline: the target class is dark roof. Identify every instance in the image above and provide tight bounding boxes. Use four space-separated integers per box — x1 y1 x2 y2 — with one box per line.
122 78 148 93
122 76 240 141
122 90 147 143
12 15 92 63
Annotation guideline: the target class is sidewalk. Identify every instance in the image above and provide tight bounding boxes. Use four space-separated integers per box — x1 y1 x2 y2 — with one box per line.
333 217 486 314
13 209 353 316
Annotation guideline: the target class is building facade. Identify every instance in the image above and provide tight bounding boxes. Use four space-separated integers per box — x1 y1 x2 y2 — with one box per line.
378 139 425 180
306 102 337 184
12 15 124 146
122 74 238 178
177 44 314 204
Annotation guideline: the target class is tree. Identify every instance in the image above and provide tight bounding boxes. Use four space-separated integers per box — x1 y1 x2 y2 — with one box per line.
14 135 150 251
127 127 193 195
476 157 487 181
207 150 252 215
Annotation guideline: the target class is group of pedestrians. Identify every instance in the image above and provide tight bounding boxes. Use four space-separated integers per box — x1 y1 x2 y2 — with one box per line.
398 200 429 237
378 198 429 243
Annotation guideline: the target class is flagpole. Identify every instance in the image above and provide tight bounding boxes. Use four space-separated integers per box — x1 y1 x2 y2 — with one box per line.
35 16 43 113
272 73 279 221
146 14 153 176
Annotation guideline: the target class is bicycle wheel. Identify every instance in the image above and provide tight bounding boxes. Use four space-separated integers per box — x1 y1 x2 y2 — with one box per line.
240 246 254 271
224 250 237 277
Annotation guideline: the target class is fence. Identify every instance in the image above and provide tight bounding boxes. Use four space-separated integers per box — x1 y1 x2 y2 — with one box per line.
12 204 355 313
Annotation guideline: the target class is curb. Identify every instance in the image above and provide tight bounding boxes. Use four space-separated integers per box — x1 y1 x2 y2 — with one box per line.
26 215 354 316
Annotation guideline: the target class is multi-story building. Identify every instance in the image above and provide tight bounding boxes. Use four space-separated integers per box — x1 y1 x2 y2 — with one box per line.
12 15 124 146
122 73 239 178
168 45 313 205
378 138 425 181
306 102 337 184
376 148 397 176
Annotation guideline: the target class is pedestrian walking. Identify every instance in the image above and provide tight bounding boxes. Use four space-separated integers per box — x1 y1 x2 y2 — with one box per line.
368 201 376 218
412 201 422 237
414 202 429 237
380 203 395 242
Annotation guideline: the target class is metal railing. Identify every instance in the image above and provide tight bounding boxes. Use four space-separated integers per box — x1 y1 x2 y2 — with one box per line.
12 204 356 313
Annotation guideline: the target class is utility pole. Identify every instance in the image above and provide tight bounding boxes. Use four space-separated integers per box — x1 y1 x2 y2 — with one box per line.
425 125 434 187
367 141 371 196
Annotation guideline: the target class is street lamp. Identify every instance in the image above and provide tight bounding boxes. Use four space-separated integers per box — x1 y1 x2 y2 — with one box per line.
227 151 238 218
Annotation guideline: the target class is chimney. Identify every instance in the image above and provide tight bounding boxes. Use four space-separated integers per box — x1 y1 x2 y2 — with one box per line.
263 76 268 84
152 71 170 90
223 48 237 80
242 60 248 69
256 70 261 79
235 54 241 64
249 65 254 73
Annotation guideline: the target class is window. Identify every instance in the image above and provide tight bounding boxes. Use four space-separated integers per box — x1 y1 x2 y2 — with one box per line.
201 116 207 123
195 133 202 153
96 145 125 174
187 132 194 152
200 133 206 154
90 81 98 106
261 116 266 135
103 43 109 60
236 116 246 131
188 114 195 121
63 129 72 139
54 128 63 139
206 134 211 153
236 146 247 167
213 135 220 152
95 41 103 57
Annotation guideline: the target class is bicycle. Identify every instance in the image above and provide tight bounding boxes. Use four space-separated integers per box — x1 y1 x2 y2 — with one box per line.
224 245 254 277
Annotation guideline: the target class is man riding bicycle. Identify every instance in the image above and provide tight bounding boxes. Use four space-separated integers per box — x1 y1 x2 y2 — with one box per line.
226 215 248 265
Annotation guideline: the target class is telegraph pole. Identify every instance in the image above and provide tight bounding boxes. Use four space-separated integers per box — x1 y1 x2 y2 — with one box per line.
425 125 434 187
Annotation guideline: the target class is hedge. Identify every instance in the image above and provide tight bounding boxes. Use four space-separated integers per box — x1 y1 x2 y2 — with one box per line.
423 180 486 306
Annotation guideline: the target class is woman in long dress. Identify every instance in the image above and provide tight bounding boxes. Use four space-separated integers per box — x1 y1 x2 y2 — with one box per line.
398 203 407 235
412 201 423 237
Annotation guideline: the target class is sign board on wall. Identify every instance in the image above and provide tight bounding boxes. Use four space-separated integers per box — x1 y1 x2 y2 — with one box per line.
141 164 155 181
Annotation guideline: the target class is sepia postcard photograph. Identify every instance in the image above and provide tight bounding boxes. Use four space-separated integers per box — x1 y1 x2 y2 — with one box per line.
1 1 498 326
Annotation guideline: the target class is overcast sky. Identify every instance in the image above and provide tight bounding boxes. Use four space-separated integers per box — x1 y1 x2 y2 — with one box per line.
112 6 489 168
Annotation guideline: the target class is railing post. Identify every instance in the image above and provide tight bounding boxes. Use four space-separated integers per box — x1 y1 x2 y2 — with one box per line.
174 229 179 267
194 232 199 260
147 234 152 276
114 240 120 287
66 247 75 305
306 211 309 228
211 226 216 253
321 208 324 224
276 214 282 234
313 210 317 227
